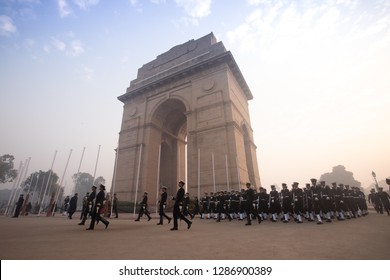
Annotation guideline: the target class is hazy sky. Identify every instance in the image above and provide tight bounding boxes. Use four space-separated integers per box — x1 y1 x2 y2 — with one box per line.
1 0 389 194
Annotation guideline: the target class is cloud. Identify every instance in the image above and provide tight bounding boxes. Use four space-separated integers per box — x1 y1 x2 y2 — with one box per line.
0 15 17 36
73 0 100 10
175 0 211 19
58 0 73 18
67 40 85 56
51 37 67 51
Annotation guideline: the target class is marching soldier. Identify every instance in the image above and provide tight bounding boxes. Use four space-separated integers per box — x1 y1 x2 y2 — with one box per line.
216 191 232 222
311 180 323 224
79 186 96 225
291 182 304 223
171 180 192 231
333 184 345 220
244 182 261 225
200 192 209 219
304 183 314 221
321 184 333 222
182 192 194 219
135 191 152 221
269 185 281 222
157 186 172 225
377 187 390 215
257 187 269 221
280 183 293 223
368 188 382 214
12 194 24 218
86 184 109 230
229 190 240 219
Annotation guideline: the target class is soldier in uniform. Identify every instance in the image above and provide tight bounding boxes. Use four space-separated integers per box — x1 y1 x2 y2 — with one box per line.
304 183 314 221
192 196 201 218
244 182 261 225
79 186 96 225
67 193 78 219
112 193 119 218
280 183 293 223
257 187 269 221
368 188 382 214
311 180 323 224
377 187 390 215
135 191 152 221
321 184 333 222
291 182 304 223
86 184 109 230
333 184 345 220
269 185 281 222
182 192 194 220
200 192 209 219
208 192 217 219
216 191 232 222
157 186 172 225
171 180 192 231
12 194 24 218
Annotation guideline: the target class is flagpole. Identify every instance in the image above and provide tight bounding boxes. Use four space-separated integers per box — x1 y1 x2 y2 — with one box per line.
10 158 30 216
92 145 101 184
73 147 86 194
5 161 23 216
110 146 119 217
225 155 230 192
53 149 73 216
198 148 201 199
38 150 57 216
212 151 215 193
156 143 162 216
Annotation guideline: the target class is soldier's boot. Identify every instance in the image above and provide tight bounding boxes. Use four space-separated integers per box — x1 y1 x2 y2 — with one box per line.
201 213 204 219
326 212 332 222
339 212 345 220
271 213 277 222
316 214 323 224
207 213 211 219
357 209 362 217
297 214 303 223
309 213 315 222
239 213 243 220
283 214 289 223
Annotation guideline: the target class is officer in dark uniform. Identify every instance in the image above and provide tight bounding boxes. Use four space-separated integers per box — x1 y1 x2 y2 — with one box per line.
67 193 78 219
244 182 261 225
269 185 281 222
79 186 96 225
157 186 172 225
135 191 152 221
280 183 293 223
321 184 333 222
112 193 119 218
171 180 192 231
209 192 217 219
291 182 304 223
86 184 109 230
304 183 314 221
182 192 194 219
333 184 345 220
216 191 232 222
229 190 240 219
257 187 269 221
200 192 209 219
377 187 390 215
12 194 24 218
311 180 323 224
368 188 381 214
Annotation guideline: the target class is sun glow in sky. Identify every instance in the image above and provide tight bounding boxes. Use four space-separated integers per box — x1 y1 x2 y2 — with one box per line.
1 0 389 194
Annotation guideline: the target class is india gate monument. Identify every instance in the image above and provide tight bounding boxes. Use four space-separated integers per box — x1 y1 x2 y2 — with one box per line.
115 33 261 207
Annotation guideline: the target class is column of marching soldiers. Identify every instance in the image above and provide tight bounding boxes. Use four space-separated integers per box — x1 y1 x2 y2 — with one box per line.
188 179 386 226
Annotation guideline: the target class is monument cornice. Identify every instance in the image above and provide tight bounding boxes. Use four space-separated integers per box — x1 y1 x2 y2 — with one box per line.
118 51 253 103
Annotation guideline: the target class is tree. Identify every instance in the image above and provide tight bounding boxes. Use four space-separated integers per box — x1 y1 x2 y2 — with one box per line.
319 165 361 187
22 170 60 203
0 154 18 184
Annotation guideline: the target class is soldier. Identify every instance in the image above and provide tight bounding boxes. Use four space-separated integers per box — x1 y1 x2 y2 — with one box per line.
269 185 281 222
111 193 119 218
182 192 194 220
86 184 109 230
291 182 304 223
192 196 201 218
304 183 314 221
229 190 240 219
209 192 217 219
238 189 247 221
244 182 261 225
135 191 152 221
157 186 172 225
216 191 232 222
377 187 390 215
67 193 78 219
257 187 269 221
12 194 24 218
321 185 333 222
78 186 96 225
333 184 345 220
280 183 293 223
171 180 192 231
368 188 382 214
200 192 209 219
311 181 323 224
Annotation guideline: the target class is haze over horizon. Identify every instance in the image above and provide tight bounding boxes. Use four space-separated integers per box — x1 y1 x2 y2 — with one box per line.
1 0 389 195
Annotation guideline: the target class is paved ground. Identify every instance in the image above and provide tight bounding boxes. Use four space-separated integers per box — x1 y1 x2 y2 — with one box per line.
0 210 389 260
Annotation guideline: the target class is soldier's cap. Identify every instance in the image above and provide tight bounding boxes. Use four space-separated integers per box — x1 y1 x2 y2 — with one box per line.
282 183 287 186
370 188 375 192
386 178 390 185
246 182 251 186
20 194 24 196
271 185 276 188
161 186 167 190
178 180 185 185
310 178 317 182
320 181 325 184
306 183 310 186
99 184 106 190
378 187 383 190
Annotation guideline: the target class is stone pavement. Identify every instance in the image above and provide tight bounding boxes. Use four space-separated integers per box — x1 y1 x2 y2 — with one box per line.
0 211 389 260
